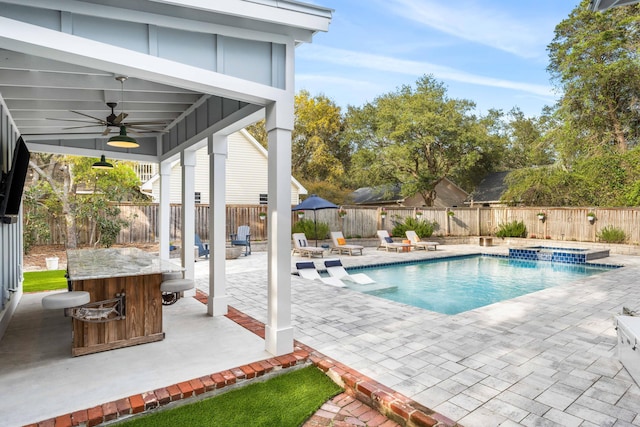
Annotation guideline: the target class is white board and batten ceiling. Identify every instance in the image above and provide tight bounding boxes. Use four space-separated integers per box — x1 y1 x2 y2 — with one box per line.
144 129 307 205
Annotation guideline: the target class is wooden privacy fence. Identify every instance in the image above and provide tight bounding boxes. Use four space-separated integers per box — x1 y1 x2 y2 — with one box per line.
29 204 640 246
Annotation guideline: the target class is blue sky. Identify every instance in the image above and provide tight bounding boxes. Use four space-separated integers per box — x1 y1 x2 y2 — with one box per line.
296 0 581 118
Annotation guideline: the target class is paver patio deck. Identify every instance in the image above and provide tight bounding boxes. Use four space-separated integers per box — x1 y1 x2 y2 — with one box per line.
214 243 640 427
2 242 640 426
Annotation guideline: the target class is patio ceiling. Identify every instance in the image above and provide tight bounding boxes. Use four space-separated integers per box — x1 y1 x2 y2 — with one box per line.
0 51 203 152
0 0 332 162
589 0 640 11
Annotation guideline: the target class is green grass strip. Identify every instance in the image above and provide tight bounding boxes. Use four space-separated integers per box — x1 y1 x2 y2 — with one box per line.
23 270 68 292
115 365 342 427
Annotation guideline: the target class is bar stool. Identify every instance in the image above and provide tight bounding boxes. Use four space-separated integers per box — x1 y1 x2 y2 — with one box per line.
42 291 90 310
161 271 193 305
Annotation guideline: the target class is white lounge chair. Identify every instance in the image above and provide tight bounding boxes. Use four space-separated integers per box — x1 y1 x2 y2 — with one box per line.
376 230 411 252
405 230 439 251
292 233 325 258
324 259 375 284
295 262 346 287
329 231 364 256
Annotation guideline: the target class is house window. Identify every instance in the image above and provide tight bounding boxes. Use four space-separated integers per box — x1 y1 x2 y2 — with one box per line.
259 193 268 205
195 192 201 204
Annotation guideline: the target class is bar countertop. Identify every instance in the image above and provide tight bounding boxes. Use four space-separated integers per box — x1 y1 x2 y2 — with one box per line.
67 247 182 281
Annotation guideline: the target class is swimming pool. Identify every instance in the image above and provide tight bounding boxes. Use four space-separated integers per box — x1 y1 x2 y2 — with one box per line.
353 255 616 315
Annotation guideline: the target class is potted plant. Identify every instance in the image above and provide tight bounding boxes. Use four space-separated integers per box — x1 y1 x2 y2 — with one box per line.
259 212 266 221
297 211 305 219
447 210 455 217
380 208 387 219
416 211 423 218
338 209 347 218
587 212 596 223
537 212 546 221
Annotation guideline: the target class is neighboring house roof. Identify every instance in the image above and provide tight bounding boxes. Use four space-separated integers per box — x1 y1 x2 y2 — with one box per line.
466 171 511 205
350 179 468 207
140 129 307 204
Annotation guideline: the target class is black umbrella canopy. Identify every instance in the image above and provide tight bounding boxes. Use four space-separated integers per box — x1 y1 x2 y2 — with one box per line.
291 194 338 211
292 194 338 246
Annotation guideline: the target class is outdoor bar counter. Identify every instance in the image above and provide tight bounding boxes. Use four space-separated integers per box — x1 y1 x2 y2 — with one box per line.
66 247 182 356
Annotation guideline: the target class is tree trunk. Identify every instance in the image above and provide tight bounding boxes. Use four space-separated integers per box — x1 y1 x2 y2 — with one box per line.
608 101 627 152
62 164 78 249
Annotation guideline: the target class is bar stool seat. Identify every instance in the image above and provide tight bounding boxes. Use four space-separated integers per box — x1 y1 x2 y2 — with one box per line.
162 271 183 281
42 291 90 310
160 278 194 293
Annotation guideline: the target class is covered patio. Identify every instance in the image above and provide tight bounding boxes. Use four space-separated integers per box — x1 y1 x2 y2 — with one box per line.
0 1 332 423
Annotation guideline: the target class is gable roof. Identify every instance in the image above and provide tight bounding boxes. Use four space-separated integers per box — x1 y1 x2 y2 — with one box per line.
350 179 468 207
350 184 403 205
466 171 510 204
140 129 306 196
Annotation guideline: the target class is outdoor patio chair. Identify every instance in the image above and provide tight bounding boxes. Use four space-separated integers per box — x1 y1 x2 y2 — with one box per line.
324 259 375 284
405 230 439 251
376 230 411 252
230 225 251 256
195 234 209 259
295 261 346 287
292 233 325 258
329 231 364 256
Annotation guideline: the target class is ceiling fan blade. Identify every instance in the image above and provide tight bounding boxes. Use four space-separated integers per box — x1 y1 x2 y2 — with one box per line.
102 127 112 136
128 125 170 133
126 128 144 137
62 124 105 130
70 110 106 122
123 121 168 126
46 117 103 124
113 112 128 124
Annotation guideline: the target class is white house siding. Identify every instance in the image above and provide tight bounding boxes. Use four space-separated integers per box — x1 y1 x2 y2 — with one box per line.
150 131 303 205
0 96 23 339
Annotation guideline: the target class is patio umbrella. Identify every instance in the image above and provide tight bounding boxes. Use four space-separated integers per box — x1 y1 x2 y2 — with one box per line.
292 194 338 246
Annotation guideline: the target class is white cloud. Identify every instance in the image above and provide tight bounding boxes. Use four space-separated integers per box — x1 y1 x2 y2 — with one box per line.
384 0 545 59
297 45 554 99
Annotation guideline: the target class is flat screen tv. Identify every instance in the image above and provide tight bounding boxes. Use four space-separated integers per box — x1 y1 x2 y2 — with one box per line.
0 137 30 224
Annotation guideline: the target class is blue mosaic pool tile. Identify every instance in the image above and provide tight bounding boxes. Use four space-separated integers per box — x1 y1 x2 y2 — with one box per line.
342 253 622 275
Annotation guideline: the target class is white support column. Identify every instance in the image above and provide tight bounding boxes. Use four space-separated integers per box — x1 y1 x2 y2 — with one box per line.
265 100 294 356
181 150 196 284
158 161 171 260
208 134 229 316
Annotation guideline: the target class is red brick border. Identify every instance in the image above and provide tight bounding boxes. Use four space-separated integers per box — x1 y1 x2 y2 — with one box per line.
25 291 460 427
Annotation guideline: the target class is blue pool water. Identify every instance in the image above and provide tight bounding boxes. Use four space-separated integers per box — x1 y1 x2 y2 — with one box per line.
355 255 614 315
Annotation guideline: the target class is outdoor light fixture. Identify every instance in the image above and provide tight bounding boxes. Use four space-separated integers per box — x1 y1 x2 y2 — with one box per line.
107 126 139 148
92 154 113 169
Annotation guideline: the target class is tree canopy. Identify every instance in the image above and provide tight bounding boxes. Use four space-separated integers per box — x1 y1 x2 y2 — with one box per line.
548 0 640 155
344 75 504 206
26 154 146 249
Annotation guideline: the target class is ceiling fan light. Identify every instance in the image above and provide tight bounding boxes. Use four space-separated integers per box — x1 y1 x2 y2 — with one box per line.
107 126 139 148
92 154 114 169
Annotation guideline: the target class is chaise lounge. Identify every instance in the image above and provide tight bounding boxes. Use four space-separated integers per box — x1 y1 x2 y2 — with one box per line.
329 231 364 256
295 261 346 287
292 233 325 258
376 230 411 252
405 230 439 251
324 259 375 284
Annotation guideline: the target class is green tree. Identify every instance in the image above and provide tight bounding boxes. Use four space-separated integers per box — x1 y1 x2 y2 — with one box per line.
27 154 146 248
345 75 500 205
293 90 348 183
501 108 554 169
548 0 640 154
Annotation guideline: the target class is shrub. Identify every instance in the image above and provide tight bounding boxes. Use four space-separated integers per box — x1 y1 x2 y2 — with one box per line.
495 220 527 238
391 217 438 239
292 218 329 240
597 226 626 244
